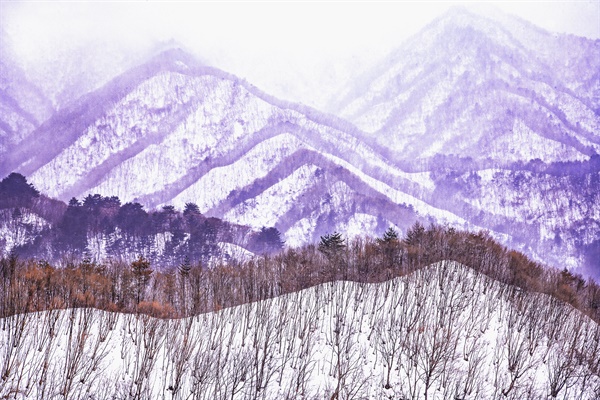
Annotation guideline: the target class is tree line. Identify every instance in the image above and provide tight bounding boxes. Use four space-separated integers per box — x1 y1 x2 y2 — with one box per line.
1 223 598 324
1 259 598 399
0 173 284 266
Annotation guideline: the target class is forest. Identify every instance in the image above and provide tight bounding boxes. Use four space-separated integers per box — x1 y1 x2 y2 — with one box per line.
2 175 600 398
1 222 598 323
0 173 284 266
1 224 600 399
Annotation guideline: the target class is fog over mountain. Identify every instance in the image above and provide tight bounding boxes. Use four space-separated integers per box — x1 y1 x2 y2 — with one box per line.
1 4 600 399
0 5 598 279
335 8 599 164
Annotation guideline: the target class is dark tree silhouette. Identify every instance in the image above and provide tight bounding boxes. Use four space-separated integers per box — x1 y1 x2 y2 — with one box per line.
56 198 88 254
117 202 148 236
319 232 345 253
250 227 285 254
377 227 399 244
0 173 40 208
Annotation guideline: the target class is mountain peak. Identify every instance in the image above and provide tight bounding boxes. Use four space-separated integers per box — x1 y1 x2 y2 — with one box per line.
147 47 203 71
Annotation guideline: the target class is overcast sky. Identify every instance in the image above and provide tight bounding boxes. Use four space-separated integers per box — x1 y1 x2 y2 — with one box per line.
2 1 599 108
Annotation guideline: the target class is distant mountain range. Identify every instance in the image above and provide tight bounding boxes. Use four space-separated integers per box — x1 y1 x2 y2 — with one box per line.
0 7 598 276
333 8 599 164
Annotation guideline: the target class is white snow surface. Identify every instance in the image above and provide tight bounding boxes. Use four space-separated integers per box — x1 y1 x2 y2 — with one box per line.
170 133 306 212
224 164 320 228
1 261 598 399
0 210 49 256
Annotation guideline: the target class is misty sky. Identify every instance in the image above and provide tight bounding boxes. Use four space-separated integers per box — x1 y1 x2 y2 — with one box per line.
2 1 599 108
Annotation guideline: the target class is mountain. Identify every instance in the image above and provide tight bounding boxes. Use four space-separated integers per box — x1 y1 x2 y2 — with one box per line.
333 7 600 165
1 261 599 398
0 29 55 156
0 28 179 159
0 173 277 266
1 48 464 249
1 8 598 277
327 7 600 276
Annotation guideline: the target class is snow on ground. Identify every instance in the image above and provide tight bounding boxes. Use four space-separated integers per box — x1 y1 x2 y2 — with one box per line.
284 216 318 248
171 133 305 212
1 261 598 399
224 164 320 228
334 213 380 239
321 151 470 227
217 242 254 262
488 119 588 164
0 210 49 256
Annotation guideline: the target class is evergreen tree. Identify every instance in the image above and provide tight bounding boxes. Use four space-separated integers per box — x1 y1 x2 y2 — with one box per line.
183 202 201 216
377 226 402 271
318 232 346 258
178 256 192 277
404 222 425 247
251 227 285 254
377 227 399 245
56 197 88 255
0 173 40 208
117 202 148 236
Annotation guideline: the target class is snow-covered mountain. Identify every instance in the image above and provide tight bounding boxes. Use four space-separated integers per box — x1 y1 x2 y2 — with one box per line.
0 30 54 156
333 7 600 165
1 261 599 399
0 8 598 276
1 49 451 247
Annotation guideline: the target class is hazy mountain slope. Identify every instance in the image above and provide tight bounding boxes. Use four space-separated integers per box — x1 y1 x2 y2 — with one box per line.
0 49 200 177
1 52 465 249
1 30 597 274
326 7 599 273
2 261 598 399
334 7 600 164
0 31 54 155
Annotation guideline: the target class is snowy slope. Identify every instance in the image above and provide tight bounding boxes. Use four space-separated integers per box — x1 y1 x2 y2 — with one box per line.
1 261 598 399
334 7 600 164
1 8 598 274
0 50 478 254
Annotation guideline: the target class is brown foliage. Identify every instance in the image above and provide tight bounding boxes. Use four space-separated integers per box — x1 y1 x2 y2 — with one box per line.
1 224 598 323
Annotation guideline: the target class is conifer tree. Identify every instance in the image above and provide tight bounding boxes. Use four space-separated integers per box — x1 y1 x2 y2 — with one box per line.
377 227 399 244
319 232 345 253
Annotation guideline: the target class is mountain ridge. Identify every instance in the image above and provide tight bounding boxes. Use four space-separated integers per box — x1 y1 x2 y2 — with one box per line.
334 6 599 164
0 9 598 276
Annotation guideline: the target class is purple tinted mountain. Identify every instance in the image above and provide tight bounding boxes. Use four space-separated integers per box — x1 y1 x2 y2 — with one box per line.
333 7 599 165
0 29 176 160
0 173 278 266
0 30 54 156
0 8 598 277
0 49 464 253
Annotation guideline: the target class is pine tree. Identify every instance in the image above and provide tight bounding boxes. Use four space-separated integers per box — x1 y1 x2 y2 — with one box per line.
252 227 285 254
377 227 399 245
377 227 402 271
177 256 192 312
178 256 192 277
404 222 425 247
318 232 346 258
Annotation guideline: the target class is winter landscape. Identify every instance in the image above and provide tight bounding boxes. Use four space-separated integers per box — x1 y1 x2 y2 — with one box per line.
0 2 599 399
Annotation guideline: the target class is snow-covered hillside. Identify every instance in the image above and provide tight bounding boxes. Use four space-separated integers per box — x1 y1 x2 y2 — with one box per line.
1 261 598 399
334 7 600 164
0 7 598 275
0 49 468 249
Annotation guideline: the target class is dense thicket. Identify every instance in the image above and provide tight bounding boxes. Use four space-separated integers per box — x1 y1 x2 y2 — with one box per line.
1 224 598 323
0 173 283 265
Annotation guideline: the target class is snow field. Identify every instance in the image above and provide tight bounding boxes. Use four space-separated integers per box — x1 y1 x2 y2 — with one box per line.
1 261 598 399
